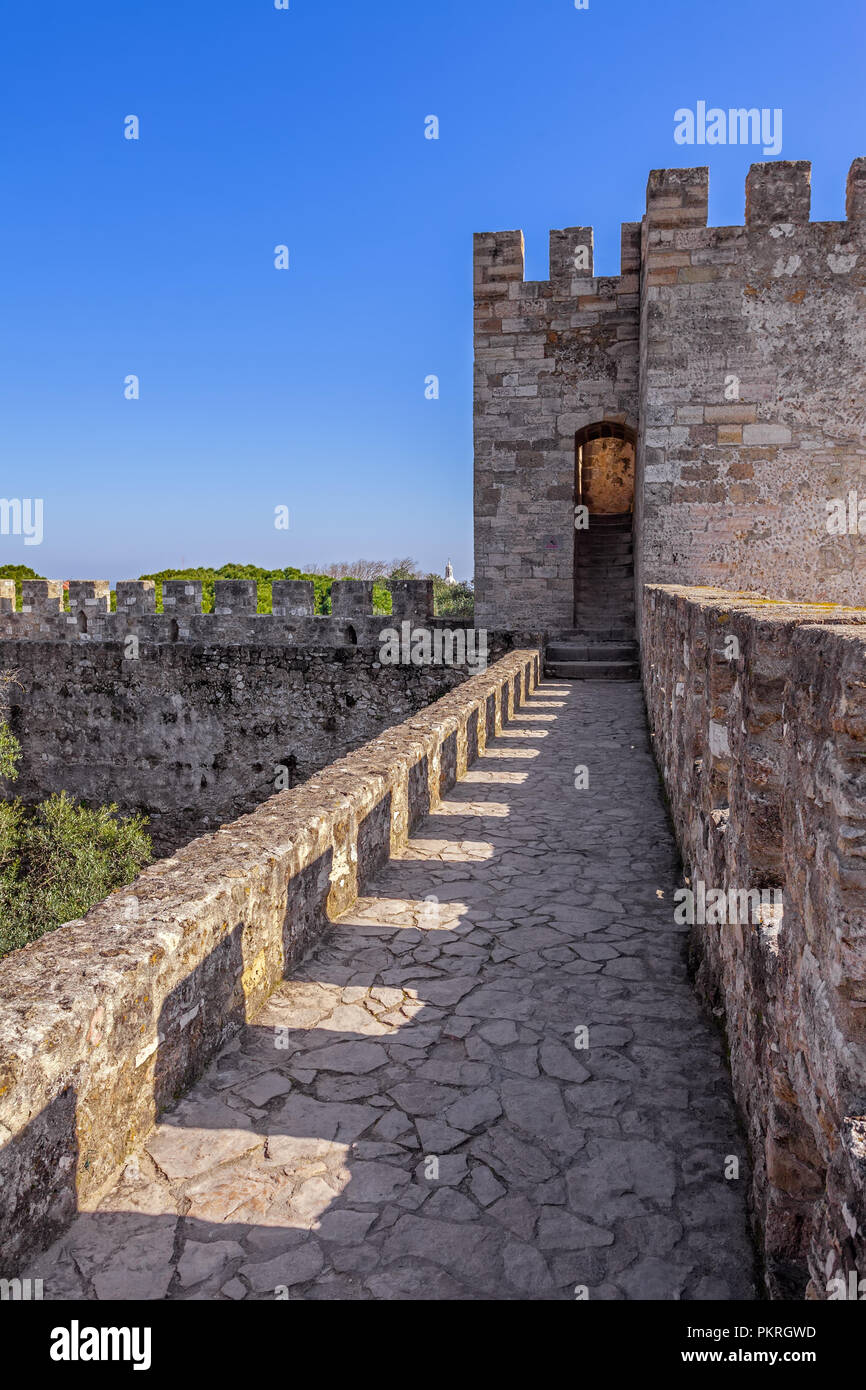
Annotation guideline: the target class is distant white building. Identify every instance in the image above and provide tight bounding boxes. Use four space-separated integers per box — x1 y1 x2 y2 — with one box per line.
444 559 455 585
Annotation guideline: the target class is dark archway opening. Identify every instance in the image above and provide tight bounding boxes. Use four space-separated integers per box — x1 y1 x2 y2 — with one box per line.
573 422 636 636
575 421 636 516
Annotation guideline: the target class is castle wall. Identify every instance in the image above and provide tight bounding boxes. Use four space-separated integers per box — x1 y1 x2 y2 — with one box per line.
0 650 539 1270
643 584 866 1298
473 225 640 629
636 160 866 604
474 159 866 625
0 587 530 854
0 638 472 853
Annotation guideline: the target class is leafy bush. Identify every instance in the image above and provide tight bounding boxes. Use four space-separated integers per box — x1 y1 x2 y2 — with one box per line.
0 792 152 958
138 563 334 615
0 708 150 958
0 564 43 610
432 577 474 619
137 563 397 616
0 723 20 781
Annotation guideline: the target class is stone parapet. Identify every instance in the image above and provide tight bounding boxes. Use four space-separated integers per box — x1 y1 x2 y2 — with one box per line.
642 583 866 1298
0 649 539 1271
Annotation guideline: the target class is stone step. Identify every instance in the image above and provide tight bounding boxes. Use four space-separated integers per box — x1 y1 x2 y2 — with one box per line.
574 605 635 617
576 555 633 565
574 593 635 604
547 641 638 662
557 627 636 640
581 531 633 542
575 603 635 614
575 578 634 589
573 624 636 635
544 659 640 681
575 583 634 594
575 555 633 568
575 584 634 597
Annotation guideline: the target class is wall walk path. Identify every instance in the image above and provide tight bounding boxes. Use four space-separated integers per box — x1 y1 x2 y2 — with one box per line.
27 681 756 1300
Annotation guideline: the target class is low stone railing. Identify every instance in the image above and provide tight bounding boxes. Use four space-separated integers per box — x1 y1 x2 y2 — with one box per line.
0 648 540 1270
642 584 866 1299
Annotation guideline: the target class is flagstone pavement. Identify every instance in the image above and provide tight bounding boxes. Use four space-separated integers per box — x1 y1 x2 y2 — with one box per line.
26 680 757 1301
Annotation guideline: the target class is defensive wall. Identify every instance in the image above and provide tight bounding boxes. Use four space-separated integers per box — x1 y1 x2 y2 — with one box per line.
643 585 866 1298
0 648 540 1270
0 578 534 853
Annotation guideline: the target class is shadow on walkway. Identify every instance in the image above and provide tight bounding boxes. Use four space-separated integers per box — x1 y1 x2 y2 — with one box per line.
12 683 757 1301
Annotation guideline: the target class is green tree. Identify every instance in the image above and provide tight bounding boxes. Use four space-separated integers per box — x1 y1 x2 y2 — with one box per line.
0 564 43 610
138 563 334 614
431 575 474 618
0 671 21 779
0 792 152 957
0 681 151 958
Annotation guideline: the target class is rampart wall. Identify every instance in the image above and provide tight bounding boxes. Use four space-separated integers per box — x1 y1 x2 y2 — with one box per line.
642 584 866 1298
636 160 866 606
473 158 866 632
0 649 540 1270
0 579 528 854
473 221 640 629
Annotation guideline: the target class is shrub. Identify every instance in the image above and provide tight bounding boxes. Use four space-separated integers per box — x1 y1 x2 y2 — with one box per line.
0 564 43 610
0 791 152 958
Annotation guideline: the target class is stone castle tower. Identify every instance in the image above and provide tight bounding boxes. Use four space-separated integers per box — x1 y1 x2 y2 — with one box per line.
473 160 866 634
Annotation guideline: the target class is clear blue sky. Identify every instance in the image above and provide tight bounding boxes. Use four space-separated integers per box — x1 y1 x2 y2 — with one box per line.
1 0 862 583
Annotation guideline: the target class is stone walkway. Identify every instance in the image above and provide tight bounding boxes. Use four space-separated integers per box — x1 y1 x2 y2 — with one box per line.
29 680 756 1300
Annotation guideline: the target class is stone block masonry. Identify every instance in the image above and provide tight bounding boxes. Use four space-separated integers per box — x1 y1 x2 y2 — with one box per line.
474 221 640 630
0 650 538 1271
642 584 866 1297
12 673 758 1301
0 581 532 854
636 160 866 608
475 158 866 632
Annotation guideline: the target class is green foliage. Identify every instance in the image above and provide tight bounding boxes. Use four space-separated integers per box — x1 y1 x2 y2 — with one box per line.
135 563 399 616
0 671 21 780
138 563 334 614
0 722 20 781
0 791 151 958
0 564 43 610
0 679 151 956
432 576 474 619
372 582 391 615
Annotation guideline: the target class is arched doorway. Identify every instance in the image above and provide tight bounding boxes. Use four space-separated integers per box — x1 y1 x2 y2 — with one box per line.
575 422 636 515
573 423 636 635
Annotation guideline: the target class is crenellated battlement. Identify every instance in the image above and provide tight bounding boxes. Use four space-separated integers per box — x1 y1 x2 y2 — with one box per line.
473 157 866 629
0 578 443 644
473 221 641 300
475 161 865 297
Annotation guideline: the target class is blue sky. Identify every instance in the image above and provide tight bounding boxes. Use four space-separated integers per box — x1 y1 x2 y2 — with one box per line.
0 0 863 583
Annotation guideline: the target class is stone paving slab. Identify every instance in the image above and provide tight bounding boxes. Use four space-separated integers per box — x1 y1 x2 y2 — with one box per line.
25 681 756 1300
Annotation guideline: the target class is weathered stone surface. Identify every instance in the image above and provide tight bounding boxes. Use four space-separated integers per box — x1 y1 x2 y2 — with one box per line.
643 585 866 1297
0 625 527 853
0 651 538 1271
475 161 866 628
9 676 755 1302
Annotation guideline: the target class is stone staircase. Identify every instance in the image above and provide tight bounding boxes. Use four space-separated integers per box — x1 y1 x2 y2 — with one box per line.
545 512 639 680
